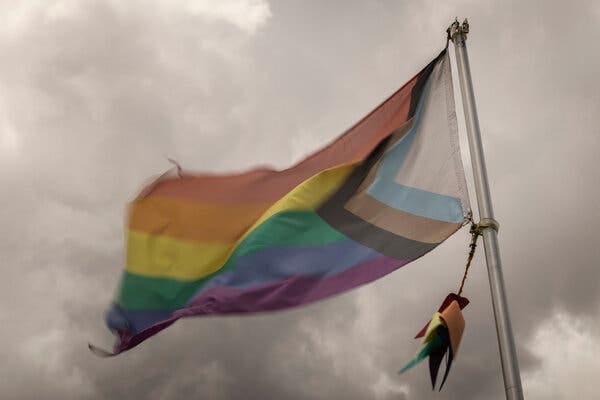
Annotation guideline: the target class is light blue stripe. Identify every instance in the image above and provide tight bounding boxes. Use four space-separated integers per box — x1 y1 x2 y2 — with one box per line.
366 77 464 223
368 183 464 223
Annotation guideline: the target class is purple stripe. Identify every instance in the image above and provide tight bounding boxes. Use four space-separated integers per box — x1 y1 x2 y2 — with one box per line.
114 256 409 353
183 256 406 313
113 239 383 335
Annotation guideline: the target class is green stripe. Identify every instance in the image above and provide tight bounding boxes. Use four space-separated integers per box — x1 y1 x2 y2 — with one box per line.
116 210 346 310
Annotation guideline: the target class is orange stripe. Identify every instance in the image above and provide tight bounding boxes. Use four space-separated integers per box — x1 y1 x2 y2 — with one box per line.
143 78 416 203
128 196 270 243
126 165 355 280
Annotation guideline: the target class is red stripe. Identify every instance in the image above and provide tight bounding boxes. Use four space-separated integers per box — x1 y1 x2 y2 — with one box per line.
146 77 417 203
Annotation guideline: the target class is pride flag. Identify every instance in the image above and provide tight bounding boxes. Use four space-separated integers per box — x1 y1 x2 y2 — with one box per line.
98 49 469 355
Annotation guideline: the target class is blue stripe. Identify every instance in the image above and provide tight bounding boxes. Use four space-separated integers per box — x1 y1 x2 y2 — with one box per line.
194 238 382 295
106 305 173 334
366 79 464 223
111 239 384 333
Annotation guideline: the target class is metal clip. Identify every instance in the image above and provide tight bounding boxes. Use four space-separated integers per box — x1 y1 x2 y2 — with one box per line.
477 217 500 233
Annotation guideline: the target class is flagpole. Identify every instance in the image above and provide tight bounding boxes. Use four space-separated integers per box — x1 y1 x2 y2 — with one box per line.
449 19 524 400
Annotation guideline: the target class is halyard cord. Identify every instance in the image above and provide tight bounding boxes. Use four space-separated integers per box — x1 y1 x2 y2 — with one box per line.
457 211 481 296
456 213 500 295
457 223 479 296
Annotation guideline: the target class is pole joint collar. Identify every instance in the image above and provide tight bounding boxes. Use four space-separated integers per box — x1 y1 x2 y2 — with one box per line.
477 218 500 233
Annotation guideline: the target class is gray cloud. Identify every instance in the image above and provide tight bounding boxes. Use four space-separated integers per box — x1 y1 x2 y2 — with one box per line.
1 1 599 399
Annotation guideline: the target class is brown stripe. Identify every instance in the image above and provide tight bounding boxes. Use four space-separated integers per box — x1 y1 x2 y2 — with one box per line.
343 118 461 243
316 52 450 259
349 118 413 196
315 137 437 259
146 77 418 203
344 193 461 244
128 196 270 243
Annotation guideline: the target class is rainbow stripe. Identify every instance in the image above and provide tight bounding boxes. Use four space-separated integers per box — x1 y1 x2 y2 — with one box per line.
102 49 469 354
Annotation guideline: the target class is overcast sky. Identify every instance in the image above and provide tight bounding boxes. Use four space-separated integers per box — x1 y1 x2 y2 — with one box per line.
1 1 599 399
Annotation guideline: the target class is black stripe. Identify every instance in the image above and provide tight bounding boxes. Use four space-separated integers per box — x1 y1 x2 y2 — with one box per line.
316 141 436 259
316 51 444 260
409 49 446 118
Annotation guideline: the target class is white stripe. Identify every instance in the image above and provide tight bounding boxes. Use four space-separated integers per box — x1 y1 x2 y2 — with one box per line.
393 53 470 211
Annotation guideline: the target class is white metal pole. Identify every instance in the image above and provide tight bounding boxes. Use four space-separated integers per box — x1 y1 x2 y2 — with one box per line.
449 19 524 400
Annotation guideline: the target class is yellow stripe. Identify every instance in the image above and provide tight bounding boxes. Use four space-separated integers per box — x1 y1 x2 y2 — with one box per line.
125 164 355 280
126 231 232 280
244 165 353 234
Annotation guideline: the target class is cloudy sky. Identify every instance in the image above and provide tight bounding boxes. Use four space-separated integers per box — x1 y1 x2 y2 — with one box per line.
2 0 599 399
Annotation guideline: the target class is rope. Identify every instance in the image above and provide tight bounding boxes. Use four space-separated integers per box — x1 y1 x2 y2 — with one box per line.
457 214 483 296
